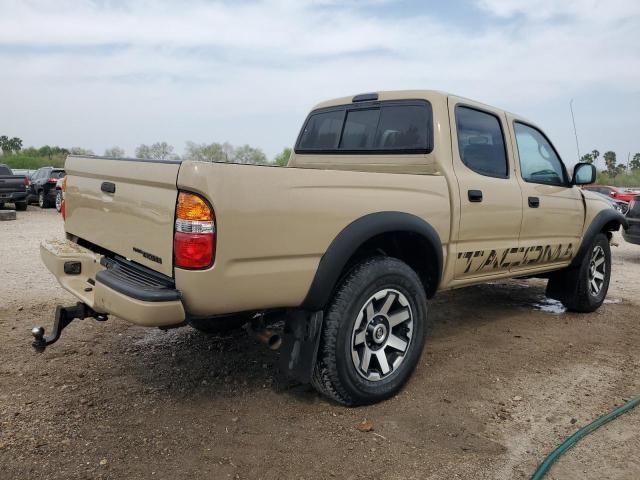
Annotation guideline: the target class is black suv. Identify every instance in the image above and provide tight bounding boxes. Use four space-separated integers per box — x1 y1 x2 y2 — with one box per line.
28 167 65 208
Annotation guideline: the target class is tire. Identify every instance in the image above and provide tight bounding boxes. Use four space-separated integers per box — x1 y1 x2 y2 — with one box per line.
312 257 429 406
548 233 611 313
38 191 48 208
55 190 63 212
189 313 255 334
14 201 28 211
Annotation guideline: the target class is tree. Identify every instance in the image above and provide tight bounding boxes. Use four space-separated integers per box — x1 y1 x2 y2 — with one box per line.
0 136 9 155
273 147 292 166
8 137 22 154
0 135 23 155
70 147 94 155
232 144 267 164
136 142 179 161
184 141 231 163
104 146 125 158
580 149 600 164
630 153 640 171
603 151 617 176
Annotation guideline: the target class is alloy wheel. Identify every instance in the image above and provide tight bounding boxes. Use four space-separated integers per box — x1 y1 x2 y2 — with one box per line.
351 288 414 381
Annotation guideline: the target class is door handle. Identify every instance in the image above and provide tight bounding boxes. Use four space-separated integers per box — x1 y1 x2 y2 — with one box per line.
101 182 116 194
528 196 540 208
468 190 483 202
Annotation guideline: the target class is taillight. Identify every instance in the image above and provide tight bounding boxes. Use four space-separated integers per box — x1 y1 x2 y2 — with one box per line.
47 177 57 183
630 198 636 213
174 191 215 269
23 176 30 187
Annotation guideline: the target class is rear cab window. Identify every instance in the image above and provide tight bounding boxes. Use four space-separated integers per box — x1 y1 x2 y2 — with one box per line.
295 100 433 154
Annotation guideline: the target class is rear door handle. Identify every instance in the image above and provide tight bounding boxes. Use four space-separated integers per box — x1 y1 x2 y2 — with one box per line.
528 196 540 208
101 182 116 194
468 190 483 202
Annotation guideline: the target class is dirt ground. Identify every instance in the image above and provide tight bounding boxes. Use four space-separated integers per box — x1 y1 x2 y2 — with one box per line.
1 207 638 480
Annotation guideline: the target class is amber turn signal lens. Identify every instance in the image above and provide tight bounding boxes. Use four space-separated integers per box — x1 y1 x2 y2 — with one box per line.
176 192 213 221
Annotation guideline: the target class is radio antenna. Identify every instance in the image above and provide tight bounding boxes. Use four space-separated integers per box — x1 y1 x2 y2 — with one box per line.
569 99 581 162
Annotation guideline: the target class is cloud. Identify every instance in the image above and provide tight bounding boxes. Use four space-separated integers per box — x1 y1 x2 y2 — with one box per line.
0 0 638 159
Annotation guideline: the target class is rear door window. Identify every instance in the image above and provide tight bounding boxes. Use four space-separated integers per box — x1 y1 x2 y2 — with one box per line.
455 106 508 178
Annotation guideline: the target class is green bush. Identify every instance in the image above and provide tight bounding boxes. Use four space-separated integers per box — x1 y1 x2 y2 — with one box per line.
596 170 640 188
0 153 66 169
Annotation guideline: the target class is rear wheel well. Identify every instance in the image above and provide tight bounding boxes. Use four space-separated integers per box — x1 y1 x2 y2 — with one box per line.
338 231 439 299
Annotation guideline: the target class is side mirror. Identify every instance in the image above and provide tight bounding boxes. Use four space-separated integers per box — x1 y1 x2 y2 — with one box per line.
572 162 596 185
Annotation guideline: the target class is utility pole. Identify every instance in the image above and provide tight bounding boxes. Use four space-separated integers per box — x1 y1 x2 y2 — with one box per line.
569 99 580 162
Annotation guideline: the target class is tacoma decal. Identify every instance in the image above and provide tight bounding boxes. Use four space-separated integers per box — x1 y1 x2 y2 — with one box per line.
457 243 574 274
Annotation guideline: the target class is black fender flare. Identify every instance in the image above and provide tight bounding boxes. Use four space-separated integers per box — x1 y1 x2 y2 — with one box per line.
301 211 443 310
569 208 627 268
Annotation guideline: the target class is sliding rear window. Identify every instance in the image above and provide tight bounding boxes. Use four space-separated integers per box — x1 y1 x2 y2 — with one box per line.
296 100 433 154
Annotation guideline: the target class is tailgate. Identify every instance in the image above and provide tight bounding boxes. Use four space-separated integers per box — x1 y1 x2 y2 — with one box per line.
63 155 180 277
0 176 24 195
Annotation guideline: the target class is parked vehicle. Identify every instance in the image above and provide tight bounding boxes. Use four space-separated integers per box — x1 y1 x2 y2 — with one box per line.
622 197 640 245
37 90 626 405
590 191 629 215
582 184 637 203
0 164 29 211
28 166 65 208
12 168 35 179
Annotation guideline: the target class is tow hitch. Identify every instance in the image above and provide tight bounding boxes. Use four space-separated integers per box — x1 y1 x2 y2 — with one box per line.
31 303 108 353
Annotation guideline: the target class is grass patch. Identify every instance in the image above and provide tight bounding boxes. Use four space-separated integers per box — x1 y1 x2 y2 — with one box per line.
0 154 66 169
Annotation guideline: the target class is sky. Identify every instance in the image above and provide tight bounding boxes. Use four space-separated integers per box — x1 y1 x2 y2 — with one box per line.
1 0 639 166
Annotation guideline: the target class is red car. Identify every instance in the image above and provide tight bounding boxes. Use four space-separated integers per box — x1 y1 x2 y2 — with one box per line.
582 185 638 203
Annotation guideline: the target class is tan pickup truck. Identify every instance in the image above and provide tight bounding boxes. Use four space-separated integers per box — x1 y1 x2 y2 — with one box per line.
36 90 626 405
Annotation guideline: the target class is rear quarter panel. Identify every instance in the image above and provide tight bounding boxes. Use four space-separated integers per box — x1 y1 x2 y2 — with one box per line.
176 162 451 316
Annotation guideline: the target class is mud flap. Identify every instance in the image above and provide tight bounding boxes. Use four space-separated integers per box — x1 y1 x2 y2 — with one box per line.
546 267 579 302
279 310 323 384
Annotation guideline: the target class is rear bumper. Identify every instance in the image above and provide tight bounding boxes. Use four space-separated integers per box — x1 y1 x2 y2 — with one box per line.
622 219 640 245
41 238 185 327
0 191 28 202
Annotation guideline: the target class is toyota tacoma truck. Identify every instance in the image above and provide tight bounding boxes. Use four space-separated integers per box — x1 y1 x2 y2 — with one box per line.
0 164 29 210
35 90 626 406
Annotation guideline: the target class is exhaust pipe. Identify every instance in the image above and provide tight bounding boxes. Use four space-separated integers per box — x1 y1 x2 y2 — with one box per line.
244 321 282 350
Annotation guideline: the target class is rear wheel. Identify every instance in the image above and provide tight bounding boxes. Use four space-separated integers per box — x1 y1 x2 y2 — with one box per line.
312 257 428 406
38 191 48 208
14 201 27 211
55 190 63 212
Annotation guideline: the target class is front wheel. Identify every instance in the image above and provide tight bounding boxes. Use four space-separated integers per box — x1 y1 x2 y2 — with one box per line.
548 233 611 313
312 257 429 406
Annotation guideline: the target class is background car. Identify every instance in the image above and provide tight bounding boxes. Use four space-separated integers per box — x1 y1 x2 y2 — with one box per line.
28 166 66 208
582 184 637 203
590 191 629 215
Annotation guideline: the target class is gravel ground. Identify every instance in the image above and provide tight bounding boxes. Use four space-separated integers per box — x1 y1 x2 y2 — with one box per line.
1 207 639 480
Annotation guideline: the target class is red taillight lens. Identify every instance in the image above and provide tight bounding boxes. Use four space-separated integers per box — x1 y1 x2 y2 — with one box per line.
23 177 30 187
174 232 213 268
174 192 215 269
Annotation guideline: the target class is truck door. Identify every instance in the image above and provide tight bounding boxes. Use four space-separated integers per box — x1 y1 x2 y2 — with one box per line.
507 117 584 272
448 96 523 281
